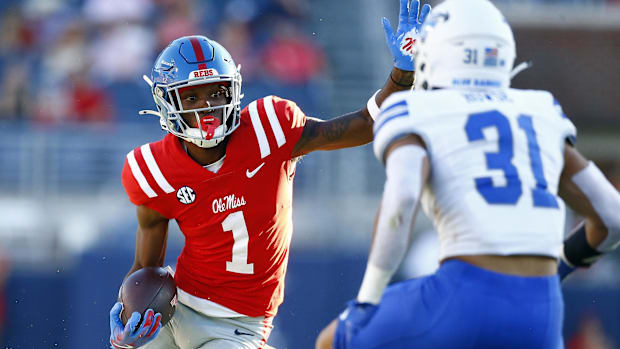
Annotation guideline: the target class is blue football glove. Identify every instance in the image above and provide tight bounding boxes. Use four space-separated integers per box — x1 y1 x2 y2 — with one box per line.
109 302 162 349
333 300 379 349
382 0 432 71
558 258 577 281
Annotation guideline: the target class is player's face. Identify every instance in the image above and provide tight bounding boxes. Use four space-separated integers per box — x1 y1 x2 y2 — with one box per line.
178 83 229 127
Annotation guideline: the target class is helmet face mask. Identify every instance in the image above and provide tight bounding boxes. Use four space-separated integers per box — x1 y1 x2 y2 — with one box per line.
414 0 516 91
144 36 243 148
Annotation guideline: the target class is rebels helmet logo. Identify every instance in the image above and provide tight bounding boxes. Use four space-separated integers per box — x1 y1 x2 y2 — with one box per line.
177 186 196 204
188 68 219 79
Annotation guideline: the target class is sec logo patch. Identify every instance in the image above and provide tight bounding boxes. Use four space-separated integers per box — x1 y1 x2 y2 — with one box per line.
177 186 196 204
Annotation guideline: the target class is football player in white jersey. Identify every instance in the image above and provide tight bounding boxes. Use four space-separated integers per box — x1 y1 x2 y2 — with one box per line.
316 0 620 348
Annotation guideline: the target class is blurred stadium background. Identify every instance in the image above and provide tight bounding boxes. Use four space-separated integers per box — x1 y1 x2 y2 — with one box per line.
0 0 618 348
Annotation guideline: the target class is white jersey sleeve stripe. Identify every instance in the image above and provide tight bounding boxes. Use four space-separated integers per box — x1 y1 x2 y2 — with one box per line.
373 100 409 134
373 97 416 162
248 100 271 158
140 144 175 194
126 150 157 198
263 96 286 148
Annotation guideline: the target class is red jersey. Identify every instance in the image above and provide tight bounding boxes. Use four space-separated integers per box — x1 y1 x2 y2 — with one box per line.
121 96 306 317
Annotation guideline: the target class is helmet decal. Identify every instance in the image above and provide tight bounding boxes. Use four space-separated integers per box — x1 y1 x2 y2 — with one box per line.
188 68 219 79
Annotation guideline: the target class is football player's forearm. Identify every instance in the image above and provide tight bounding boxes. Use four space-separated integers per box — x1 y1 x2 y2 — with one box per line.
129 205 170 273
291 113 373 156
325 111 374 148
291 69 415 156
358 145 428 304
134 229 167 268
309 94 423 151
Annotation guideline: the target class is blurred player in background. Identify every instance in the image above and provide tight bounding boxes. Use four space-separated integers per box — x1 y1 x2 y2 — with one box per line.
107 0 431 348
316 0 620 348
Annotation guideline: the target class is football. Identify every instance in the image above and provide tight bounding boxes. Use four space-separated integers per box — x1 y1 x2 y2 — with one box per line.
120 267 177 327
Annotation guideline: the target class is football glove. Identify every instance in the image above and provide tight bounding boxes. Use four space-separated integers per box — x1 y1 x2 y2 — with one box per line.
382 0 432 71
109 302 162 349
333 300 378 349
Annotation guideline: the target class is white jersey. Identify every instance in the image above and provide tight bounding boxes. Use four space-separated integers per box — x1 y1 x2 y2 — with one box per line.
374 88 577 260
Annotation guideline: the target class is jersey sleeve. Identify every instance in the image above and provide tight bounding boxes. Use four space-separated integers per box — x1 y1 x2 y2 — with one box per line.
373 91 423 163
249 95 307 161
121 150 155 206
121 144 177 218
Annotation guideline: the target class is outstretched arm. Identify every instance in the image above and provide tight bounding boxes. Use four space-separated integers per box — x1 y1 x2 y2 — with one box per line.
291 68 414 157
292 0 430 158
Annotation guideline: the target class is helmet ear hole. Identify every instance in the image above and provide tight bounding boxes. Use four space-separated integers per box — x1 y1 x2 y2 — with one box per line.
419 63 426 72
421 81 429 90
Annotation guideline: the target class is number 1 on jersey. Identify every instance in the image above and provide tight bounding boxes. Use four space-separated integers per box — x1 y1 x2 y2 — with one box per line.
222 211 254 274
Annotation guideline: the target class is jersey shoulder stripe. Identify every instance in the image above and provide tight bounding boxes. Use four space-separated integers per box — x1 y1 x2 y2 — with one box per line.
125 143 176 200
373 92 420 162
247 96 291 159
263 95 286 148
140 144 175 194
374 99 409 135
248 100 271 159
126 149 157 198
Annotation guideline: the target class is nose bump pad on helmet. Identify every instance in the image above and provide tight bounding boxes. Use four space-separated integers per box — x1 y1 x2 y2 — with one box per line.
199 116 221 140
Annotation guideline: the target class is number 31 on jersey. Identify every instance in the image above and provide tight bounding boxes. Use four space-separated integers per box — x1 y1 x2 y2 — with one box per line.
465 110 558 208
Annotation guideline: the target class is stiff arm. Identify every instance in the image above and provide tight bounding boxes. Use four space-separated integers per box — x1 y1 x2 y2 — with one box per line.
290 68 415 157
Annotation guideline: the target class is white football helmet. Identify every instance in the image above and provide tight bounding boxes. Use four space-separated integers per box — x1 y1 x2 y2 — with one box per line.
414 0 516 90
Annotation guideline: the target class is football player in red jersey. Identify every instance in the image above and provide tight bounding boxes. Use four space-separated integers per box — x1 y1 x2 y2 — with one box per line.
108 1 430 348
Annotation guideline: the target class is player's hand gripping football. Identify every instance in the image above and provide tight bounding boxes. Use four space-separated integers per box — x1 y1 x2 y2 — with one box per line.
382 0 431 71
333 300 379 349
109 302 162 349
